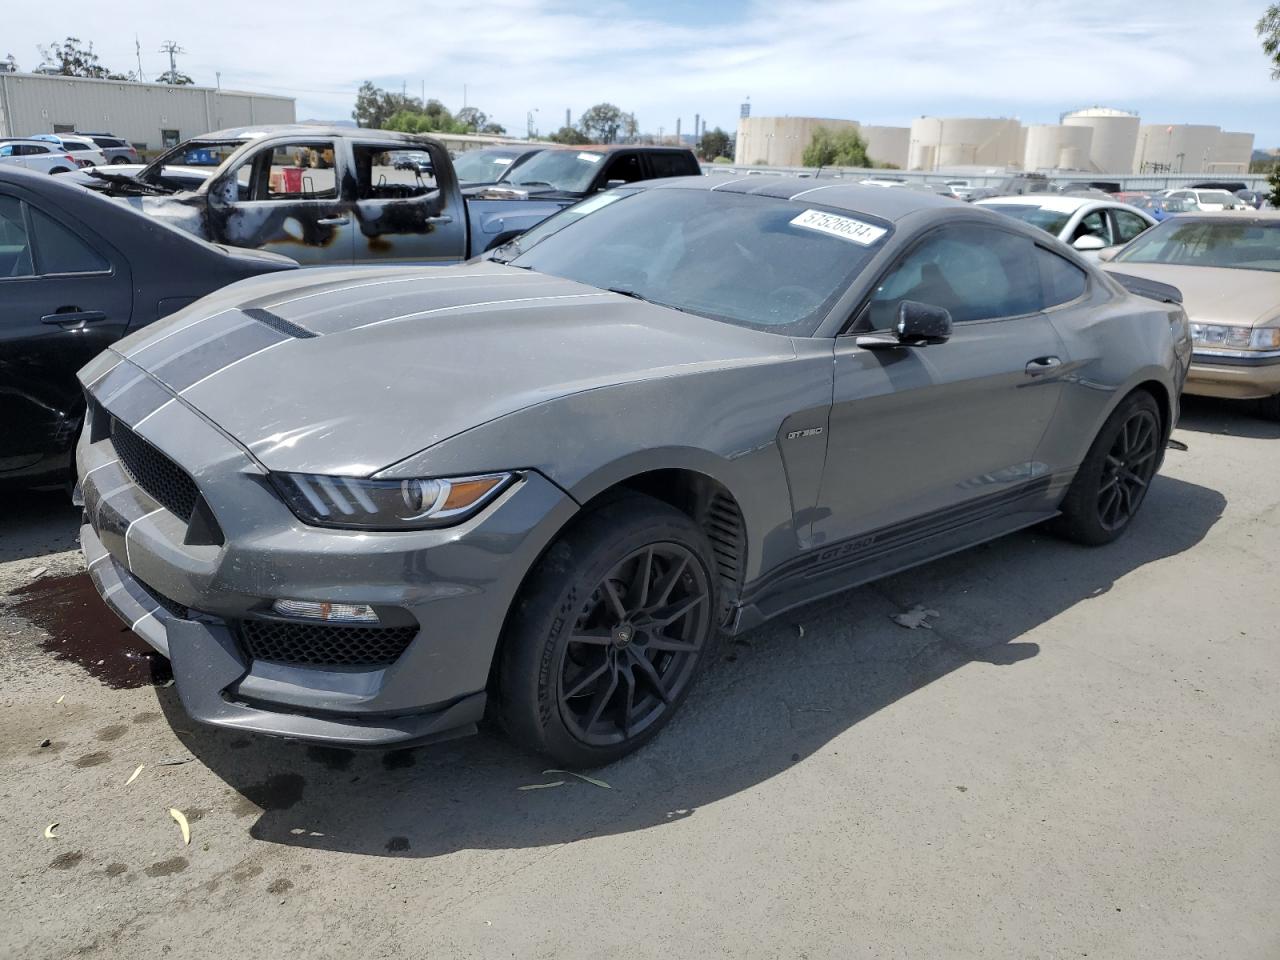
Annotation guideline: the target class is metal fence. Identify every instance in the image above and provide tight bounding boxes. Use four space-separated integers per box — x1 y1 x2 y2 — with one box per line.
698 163 1271 192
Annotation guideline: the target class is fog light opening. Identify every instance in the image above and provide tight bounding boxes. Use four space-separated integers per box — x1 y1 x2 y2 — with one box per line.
271 599 380 623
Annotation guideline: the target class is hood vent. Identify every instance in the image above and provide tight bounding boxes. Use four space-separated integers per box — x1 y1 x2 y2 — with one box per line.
243 307 317 340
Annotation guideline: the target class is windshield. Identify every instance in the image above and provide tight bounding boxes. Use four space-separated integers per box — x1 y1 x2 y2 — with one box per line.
509 187 891 334
507 149 606 192
1115 219 1280 272
139 139 245 184
981 204 1071 236
453 148 524 183
1195 191 1239 205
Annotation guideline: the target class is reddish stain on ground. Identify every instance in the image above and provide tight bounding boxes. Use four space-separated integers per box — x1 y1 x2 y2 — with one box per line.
11 573 172 689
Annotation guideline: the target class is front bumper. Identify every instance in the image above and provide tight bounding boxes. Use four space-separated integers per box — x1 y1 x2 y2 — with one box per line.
1184 352 1280 400
77 353 578 747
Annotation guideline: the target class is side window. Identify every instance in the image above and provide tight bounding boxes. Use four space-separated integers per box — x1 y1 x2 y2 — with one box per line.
1036 247 1087 308
264 142 338 200
353 145 437 200
1112 210 1150 244
1070 210 1111 245
0 195 35 278
29 206 109 274
866 224 1041 328
601 153 644 186
648 153 694 178
0 145 13 157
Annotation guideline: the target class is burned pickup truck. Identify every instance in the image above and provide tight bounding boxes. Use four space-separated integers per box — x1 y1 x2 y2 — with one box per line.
78 125 702 265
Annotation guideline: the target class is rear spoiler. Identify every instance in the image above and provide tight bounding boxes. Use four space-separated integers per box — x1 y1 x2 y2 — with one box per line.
1105 271 1183 305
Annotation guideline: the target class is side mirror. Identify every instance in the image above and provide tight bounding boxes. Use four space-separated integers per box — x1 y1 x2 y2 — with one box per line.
1072 234 1108 251
856 300 953 349
1096 246 1120 263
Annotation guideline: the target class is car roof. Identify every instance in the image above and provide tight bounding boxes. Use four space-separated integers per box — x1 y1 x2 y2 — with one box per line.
976 194 1099 213
642 174 961 222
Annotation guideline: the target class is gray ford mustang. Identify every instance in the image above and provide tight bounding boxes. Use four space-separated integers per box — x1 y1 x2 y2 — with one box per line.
77 176 1192 766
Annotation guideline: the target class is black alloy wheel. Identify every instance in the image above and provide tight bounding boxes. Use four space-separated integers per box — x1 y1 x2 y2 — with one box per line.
497 494 719 767
1096 407 1161 532
1051 389 1163 546
557 542 711 746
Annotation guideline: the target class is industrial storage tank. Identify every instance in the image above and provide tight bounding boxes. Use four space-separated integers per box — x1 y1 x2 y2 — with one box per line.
1062 107 1140 174
858 125 910 169
1023 124 1093 171
1208 131 1256 174
733 116 860 167
1134 124 1221 174
908 117 1022 170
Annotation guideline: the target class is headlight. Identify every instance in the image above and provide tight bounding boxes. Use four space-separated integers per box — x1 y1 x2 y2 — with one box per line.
272 471 514 530
1189 323 1280 350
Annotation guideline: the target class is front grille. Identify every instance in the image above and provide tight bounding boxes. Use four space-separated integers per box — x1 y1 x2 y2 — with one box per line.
110 419 199 522
237 620 418 667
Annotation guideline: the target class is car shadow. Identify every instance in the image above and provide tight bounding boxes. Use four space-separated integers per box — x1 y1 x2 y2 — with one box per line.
1176 395 1280 439
140 473 1225 859
0 489 80 564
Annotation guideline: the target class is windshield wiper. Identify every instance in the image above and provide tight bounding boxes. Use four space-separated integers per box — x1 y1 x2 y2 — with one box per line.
84 167 171 195
606 287 692 314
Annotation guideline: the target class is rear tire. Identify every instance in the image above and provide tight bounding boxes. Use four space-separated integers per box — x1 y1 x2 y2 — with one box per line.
495 494 718 767
110 157 129 165
49 167 70 175
1050 390 1163 546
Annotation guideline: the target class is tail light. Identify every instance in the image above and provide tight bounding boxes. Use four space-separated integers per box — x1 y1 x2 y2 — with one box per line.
64 154 77 163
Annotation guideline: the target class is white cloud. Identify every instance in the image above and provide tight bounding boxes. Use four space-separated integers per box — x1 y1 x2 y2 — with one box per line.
8 0 1277 141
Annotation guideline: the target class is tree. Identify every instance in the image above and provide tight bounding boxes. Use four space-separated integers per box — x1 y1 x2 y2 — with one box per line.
1267 164 1280 209
480 121 506 135
0 54 17 73
455 107 488 132
699 126 730 160
578 103 625 144
38 37 131 79
353 81 421 129
802 126 870 168
1260 4 1280 79
547 125 589 145
161 71 194 85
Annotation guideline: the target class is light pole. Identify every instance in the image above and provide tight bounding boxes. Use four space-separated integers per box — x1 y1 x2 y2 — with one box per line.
526 109 539 140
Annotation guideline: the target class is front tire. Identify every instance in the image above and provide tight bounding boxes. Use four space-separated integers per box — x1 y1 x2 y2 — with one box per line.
496 495 718 767
1050 390 1163 546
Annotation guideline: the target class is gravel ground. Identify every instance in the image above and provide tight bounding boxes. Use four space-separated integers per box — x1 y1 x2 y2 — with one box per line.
1 397 1277 960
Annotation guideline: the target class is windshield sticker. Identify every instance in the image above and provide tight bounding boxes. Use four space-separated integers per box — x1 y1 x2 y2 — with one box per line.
577 152 604 163
790 209 887 246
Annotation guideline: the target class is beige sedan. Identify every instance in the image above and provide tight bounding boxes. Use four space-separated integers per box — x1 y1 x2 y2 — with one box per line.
1102 210 1280 419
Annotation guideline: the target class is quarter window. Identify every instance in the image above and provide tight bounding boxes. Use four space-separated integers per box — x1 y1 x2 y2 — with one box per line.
867 224 1042 328
1036 247 1087 307
648 153 694 178
0 195 34 278
1112 210 1151 244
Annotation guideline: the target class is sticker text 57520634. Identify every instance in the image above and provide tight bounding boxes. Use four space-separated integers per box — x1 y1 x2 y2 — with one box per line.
790 209 887 246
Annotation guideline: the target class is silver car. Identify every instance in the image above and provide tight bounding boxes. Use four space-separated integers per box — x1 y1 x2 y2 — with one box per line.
77 178 1191 766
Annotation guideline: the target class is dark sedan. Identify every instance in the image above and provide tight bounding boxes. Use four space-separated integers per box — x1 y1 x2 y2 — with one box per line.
0 167 297 487
78 177 1189 766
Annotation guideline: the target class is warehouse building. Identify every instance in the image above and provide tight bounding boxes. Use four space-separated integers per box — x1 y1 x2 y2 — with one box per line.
0 72 295 154
734 116 909 168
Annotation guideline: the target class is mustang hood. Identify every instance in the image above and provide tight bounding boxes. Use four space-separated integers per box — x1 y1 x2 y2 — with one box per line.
106 262 795 475
1105 263 1280 327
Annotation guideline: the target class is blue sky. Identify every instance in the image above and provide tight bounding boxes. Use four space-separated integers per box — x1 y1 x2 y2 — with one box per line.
11 0 1280 146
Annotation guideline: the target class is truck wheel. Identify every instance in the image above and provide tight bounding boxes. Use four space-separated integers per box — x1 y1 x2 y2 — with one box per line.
495 494 718 767
1049 390 1162 546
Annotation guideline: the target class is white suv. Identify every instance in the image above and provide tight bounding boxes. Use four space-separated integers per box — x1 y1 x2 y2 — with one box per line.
0 139 81 175
28 134 108 168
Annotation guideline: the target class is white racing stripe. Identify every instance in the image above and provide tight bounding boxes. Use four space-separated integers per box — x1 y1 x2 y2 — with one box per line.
132 398 175 430
131 608 161 631
83 459 120 480
265 271 537 311
788 183 844 201
124 507 166 572
123 309 235 359
709 177 755 191
178 338 288 396
353 292 612 332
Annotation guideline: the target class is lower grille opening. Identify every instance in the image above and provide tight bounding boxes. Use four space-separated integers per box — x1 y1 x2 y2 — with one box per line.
237 619 417 668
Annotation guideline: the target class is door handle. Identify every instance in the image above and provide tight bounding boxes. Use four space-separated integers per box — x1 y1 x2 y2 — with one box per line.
1025 356 1062 376
41 310 107 325
316 216 350 226
423 215 453 224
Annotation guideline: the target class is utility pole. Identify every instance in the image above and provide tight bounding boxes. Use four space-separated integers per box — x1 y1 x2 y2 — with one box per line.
463 83 467 108
157 41 185 84
135 36 145 81
676 117 681 143
565 107 570 129
694 113 699 144
216 71 221 90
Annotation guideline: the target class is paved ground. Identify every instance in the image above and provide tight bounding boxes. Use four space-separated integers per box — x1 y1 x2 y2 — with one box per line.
2 397 1277 960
